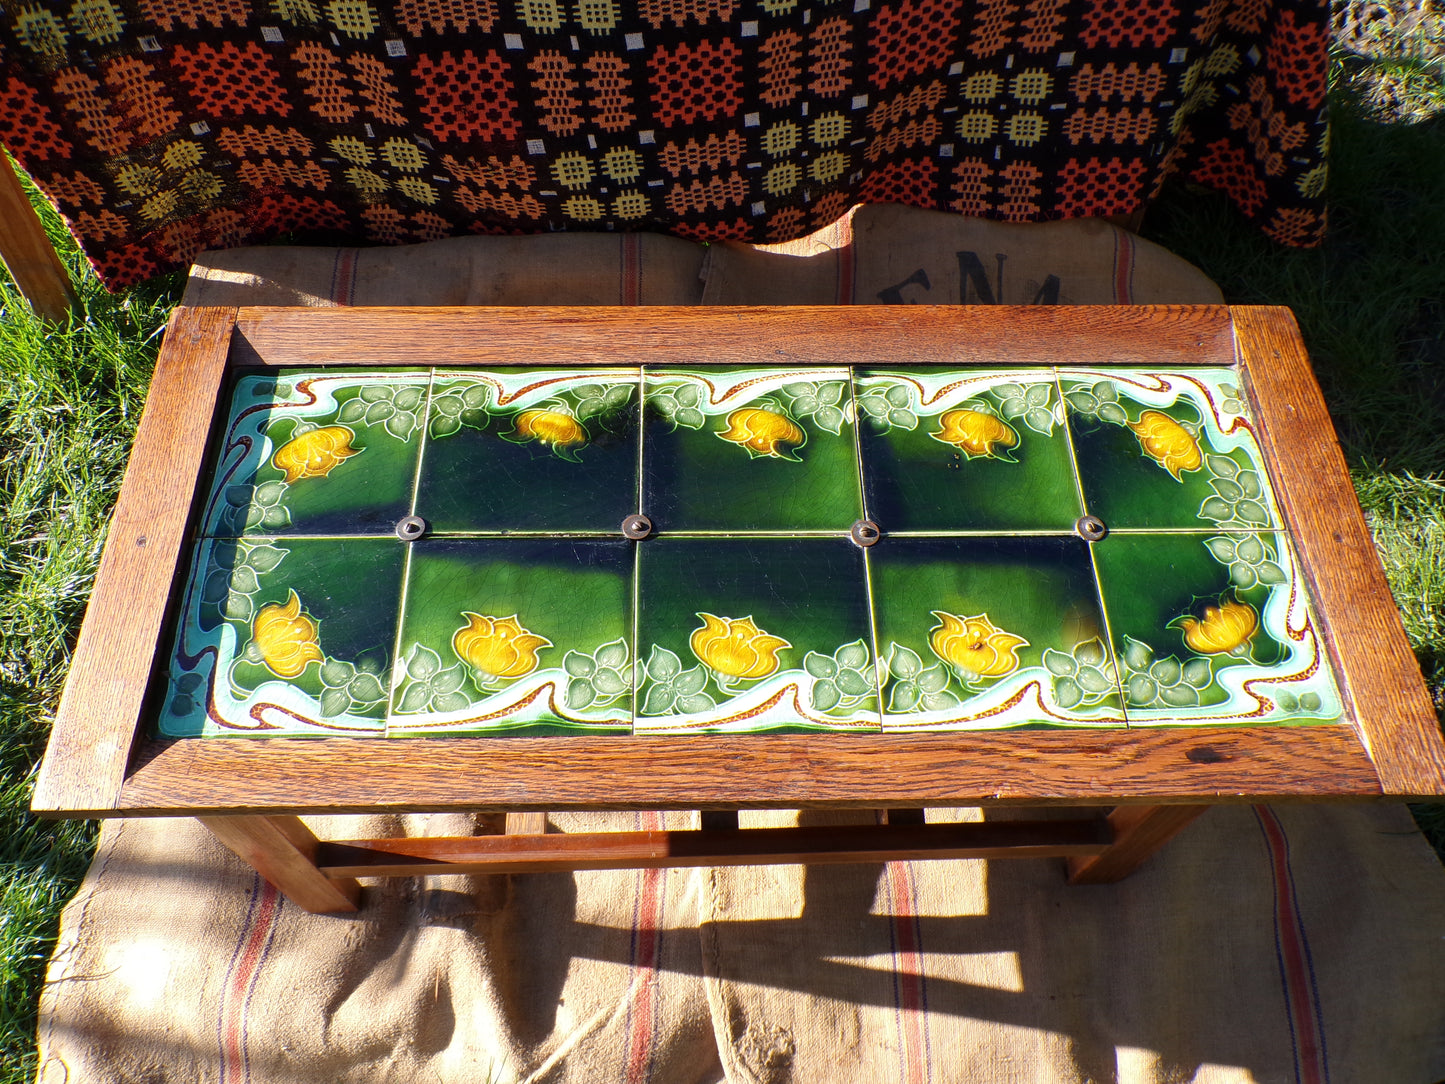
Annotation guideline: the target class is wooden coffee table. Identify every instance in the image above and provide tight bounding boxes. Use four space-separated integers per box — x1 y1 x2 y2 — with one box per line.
31 305 1445 912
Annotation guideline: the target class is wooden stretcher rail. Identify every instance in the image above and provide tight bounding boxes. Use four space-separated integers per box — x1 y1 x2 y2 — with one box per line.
313 820 1115 877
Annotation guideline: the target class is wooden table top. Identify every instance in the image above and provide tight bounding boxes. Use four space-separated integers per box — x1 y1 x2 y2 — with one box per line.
31 306 1445 817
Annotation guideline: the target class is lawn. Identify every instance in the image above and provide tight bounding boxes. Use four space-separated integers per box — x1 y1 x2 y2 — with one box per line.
1 23 1443 1083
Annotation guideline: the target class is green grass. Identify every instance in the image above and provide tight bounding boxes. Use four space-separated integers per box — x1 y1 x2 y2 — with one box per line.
2 29 1444 1080
0 159 181 1080
1142 45 1445 853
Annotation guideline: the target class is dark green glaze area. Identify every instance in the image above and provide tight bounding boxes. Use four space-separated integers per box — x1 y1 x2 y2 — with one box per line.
212 376 427 537
636 538 874 729
641 372 863 533
392 538 633 733
417 375 641 534
858 389 1082 532
1064 393 1273 531
1091 532 1285 713
869 536 1119 722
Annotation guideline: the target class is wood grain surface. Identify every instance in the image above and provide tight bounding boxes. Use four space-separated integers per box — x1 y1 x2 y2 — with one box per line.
0 152 76 323
314 819 1112 877
200 815 361 913
1235 305 1445 798
1066 805 1209 884
108 725 1381 817
31 307 238 814
230 305 1237 369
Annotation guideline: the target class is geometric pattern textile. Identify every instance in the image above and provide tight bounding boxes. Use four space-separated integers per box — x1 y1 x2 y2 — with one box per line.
0 0 1329 290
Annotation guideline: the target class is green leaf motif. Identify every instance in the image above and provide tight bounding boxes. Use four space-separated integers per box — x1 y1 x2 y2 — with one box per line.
459 408 488 429
1076 665 1111 694
1299 692 1322 712
1054 677 1083 709
596 639 629 669
225 592 254 622
885 384 911 408
1238 471 1262 499
245 544 287 574
176 672 204 695
433 691 472 713
408 644 441 681
1122 637 1153 671
319 687 350 717
1256 560 1287 585
913 665 947 695
647 645 682 682
1092 381 1118 403
673 665 709 697
430 414 462 439
203 569 230 605
887 408 918 430
592 668 627 696
564 651 595 678
1235 499 1269 525
431 666 466 695
675 407 706 430
319 658 355 687
1159 684 1199 708
813 405 845 434
1065 391 1098 414
1181 658 1212 688
1075 638 1106 667
1211 477 1244 502
919 690 959 712
1205 537 1237 563
349 672 386 703
1097 401 1128 425
675 693 717 714
1025 383 1051 407
1151 657 1182 685
835 640 870 670
1235 535 1265 564
394 387 424 411
1199 496 1234 523
360 385 389 403
1126 674 1157 705
1043 649 1076 677
337 399 366 423
566 679 596 710
888 643 923 679
888 680 921 713
837 667 874 696
255 481 287 505
433 393 464 418
385 410 416 440
1230 563 1258 589
1024 406 1056 435
811 679 841 712
366 400 395 424
804 651 837 680
1205 453 1238 478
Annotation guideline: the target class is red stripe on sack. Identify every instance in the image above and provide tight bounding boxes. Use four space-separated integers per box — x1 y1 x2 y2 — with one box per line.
1256 807 1330 1084
625 811 667 1083
886 861 931 1084
219 880 282 1084
622 233 642 306
1113 229 1135 304
330 248 359 306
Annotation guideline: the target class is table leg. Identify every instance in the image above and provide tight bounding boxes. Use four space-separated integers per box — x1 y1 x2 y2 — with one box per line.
1066 805 1209 885
199 814 362 914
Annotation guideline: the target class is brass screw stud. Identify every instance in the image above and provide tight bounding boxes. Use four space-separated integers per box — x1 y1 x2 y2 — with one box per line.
621 514 653 540
395 515 428 541
850 519 882 547
1075 515 1107 542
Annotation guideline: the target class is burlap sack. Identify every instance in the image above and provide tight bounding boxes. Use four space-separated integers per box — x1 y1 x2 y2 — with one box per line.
38 208 1442 1083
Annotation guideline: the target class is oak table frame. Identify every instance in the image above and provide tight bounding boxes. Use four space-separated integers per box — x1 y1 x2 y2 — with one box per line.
32 305 1445 913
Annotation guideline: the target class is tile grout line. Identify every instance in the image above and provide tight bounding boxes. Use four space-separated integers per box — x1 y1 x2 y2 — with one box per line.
845 365 871 526
384 367 437 736
861 545 886 734
1083 532 1134 731
631 533 643 737
1053 365 1094 523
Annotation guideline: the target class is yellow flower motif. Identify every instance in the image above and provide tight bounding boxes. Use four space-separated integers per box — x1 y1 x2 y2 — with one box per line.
1128 410 1202 481
717 408 805 460
690 613 791 680
452 613 552 680
929 409 1019 459
1175 597 1258 655
929 611 1028 680
252 589 324 679
271 425 361 484
513 409 587 449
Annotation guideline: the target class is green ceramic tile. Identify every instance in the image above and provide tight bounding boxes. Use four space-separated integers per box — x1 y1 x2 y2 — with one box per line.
635 538 878 733
201 370 429 537
870 537 1123 730
388 539 633 735
158 537 404 737
1091 531 1342 726
856 369 1082 532
417 369 641 534
642 368 863 533
1062 368 1281 530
